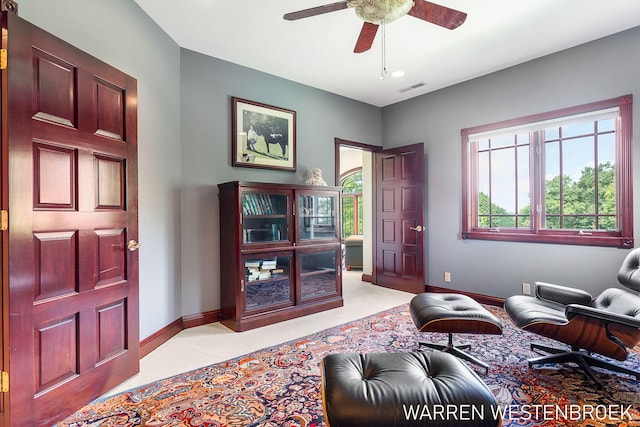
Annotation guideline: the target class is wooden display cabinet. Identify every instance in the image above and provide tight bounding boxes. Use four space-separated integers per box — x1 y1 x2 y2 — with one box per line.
218 181 343 331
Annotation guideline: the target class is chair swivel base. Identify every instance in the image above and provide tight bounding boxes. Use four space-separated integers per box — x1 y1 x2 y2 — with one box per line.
419 332 489 374
529 343 640 389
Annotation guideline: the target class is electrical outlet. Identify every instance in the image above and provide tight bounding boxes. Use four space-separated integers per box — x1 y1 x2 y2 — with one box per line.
444 272 451 283
522 282 531 295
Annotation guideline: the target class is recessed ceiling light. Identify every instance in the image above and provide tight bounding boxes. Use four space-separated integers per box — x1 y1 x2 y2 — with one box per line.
391 70 405 78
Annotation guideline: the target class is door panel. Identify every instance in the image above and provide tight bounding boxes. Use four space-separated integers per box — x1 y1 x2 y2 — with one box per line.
375 143 425 293
2 12 139 426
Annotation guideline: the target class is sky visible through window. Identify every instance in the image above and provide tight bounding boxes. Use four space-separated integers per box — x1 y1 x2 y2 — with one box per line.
478 118 615 217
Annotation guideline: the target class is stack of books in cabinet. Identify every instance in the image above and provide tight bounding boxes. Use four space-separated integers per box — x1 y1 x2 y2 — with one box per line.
218 181 343 331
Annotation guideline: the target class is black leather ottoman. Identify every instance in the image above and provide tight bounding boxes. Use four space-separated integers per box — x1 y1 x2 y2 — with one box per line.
320 351 501 427
410 293 503 373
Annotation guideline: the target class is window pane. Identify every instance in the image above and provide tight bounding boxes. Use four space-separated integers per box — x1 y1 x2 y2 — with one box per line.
516 133 530 145
597 161 616 215
341 197 354 238
599 215 616 230
477 151 490 227
490 134 514 149
563 136 594 181
598 133 615 164
478 138 490 151
342 171 363 194
357 196 363 235
544 141 561 225
517 215 530 228
544 127 559 140
564 215 594 230
562 121 594 138
476 140 533 229
491 148 516 220
516 145 530 215
478 152 490 195
563 136 595 217
598 132 616 225
493 215 515 228
598 118 615 133
545 215 561 229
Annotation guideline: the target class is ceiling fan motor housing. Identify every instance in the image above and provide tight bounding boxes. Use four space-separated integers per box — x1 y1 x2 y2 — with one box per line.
350 0 415 24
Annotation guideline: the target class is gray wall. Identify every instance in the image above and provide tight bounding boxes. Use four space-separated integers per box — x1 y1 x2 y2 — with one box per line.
20 0 183 339
179 49 381 316
382 26 640 298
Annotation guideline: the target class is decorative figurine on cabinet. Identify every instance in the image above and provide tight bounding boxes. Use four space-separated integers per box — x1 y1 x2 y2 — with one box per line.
305 168 327 186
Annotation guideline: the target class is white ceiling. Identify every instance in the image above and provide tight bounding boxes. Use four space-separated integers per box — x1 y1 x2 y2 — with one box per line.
133 0 640 107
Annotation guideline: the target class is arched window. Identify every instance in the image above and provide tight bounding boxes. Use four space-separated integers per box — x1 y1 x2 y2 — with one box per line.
340 169 363 239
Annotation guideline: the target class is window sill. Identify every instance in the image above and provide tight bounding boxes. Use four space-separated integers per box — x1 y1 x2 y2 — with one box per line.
461 230 634 248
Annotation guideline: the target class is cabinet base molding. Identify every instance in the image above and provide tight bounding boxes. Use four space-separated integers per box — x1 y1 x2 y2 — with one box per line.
221 297 343 332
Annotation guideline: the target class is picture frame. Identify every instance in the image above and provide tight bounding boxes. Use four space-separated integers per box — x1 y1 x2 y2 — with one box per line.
232 97 296 172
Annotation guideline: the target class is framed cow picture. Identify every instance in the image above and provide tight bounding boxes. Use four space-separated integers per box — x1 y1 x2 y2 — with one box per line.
232 97 296 171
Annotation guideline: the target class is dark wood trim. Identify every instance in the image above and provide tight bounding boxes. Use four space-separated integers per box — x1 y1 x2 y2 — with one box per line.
139 318 183 359
139 310 223 358
618 95 634 248
335 137 382 151
425 284 505 308
361 273 373 282
182 309 223 329
334 137 382 186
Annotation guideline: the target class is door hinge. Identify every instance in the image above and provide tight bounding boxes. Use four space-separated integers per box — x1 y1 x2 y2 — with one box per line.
0 49 6 70
1 371 8 392
0 210 7 231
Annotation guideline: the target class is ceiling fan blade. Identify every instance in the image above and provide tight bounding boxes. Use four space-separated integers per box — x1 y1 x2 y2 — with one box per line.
354 22 379 53
408 0 467 30
283 1 350 21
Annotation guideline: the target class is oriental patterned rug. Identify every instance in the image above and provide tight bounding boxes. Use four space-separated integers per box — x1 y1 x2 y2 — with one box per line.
56 304 640 427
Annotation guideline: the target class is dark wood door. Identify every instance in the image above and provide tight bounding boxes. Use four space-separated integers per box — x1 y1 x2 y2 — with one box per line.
1 12 139 427
375 143 425 293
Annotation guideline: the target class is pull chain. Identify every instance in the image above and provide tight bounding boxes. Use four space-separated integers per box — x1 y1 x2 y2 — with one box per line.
380 21 387 80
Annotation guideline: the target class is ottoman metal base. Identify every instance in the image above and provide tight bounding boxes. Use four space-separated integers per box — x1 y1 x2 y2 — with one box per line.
410 293 503 373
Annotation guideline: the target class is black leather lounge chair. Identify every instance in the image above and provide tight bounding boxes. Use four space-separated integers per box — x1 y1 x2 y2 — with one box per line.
504 247 640 388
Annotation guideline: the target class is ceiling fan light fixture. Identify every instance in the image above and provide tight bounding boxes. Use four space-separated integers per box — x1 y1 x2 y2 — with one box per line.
350 0 415 24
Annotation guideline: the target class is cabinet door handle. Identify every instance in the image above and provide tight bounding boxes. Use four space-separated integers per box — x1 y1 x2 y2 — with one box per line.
409 225 424 232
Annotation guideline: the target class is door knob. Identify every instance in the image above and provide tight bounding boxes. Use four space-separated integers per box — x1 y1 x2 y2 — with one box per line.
127 240 141 252
409 225 424 232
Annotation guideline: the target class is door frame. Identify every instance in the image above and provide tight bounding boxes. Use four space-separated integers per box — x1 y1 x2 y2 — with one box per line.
334 138 381 283
335 139 426 292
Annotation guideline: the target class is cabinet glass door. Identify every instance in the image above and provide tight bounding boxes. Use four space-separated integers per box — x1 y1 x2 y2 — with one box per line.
243 253 293 313
298 193 338 241
242 191 289 245
298 248 339 302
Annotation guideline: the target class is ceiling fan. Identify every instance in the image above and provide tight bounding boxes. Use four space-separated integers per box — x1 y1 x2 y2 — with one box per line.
283 0 467 53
